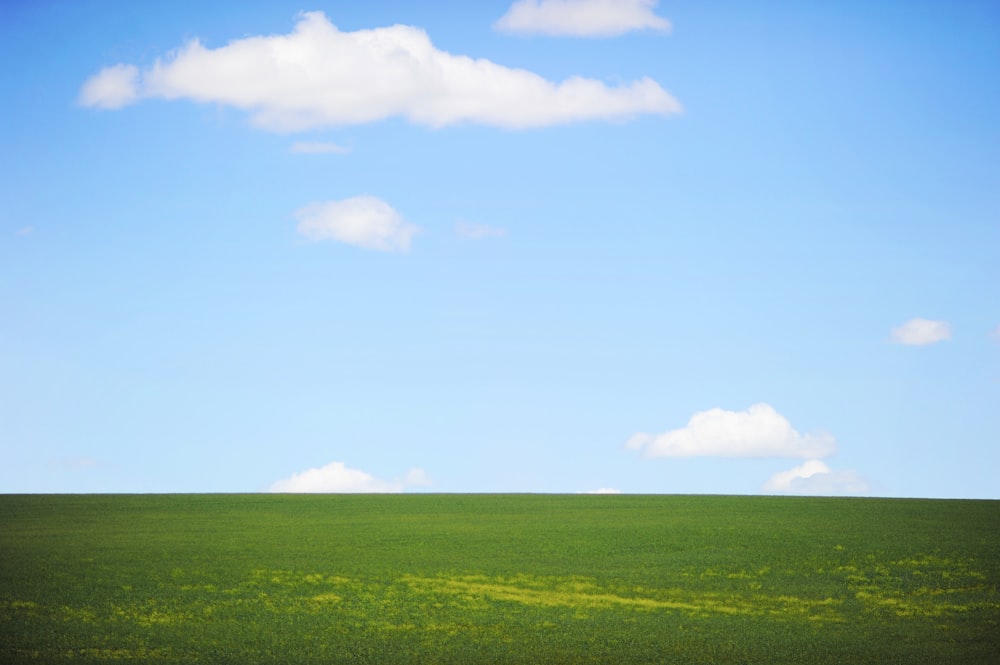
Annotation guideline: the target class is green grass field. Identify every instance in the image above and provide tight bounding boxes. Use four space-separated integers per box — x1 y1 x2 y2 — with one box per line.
1 494 997 663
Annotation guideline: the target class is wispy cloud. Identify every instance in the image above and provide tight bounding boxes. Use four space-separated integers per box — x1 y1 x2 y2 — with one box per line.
295 195 419 253
989 324 1000 343
78 63 140 109
50 457 100 471
626 403 836 459
761 460 870 496
267 461 430 493
495 0 671 37
79 11 680 131
289 141 351 155
16 226 34 236
582 487 622 494
456 221 507 239
890 318 952 346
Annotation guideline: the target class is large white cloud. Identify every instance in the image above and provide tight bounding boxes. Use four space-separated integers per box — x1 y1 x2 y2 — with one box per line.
295 195 419 252
268 461 430 493
495 0 671 37
78 11 680 131
761 460 870 496
626 403 836 459
889 318 952 346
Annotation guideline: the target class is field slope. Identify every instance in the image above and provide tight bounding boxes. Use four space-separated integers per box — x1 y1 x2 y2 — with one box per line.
1 494 998 663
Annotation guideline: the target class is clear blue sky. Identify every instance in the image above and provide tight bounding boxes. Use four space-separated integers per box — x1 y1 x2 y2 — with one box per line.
2 0 998 497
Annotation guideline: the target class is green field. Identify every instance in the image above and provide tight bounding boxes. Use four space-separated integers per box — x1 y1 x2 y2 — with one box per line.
1 494 998 663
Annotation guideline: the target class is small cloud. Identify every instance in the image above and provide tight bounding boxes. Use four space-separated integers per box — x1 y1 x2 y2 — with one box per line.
890 318 952 346
267 461 430 493
762 460 870 496
626 403 836 459
295 195 419 252
402 468 433 487
51 457 100 471
16 226 34 236
456 221 507 239
990 324 1000 342
78 11 680 131
77 63 140 109
290 141 351 155
495 0 671 37
583 487 622 494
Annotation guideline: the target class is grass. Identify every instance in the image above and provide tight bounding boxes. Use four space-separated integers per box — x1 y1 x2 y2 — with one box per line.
1 494 998 663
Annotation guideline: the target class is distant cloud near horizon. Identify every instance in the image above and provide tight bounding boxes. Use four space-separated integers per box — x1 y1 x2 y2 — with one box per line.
295 195 419 253
79 11 680 131
626 403 836 459
495 0 671 37
268 461 430 493
890 318 952 346
51 457 100 471
761 460 870 495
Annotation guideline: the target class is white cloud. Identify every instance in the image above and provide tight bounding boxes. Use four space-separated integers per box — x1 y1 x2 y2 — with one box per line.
495 0 671 37
890 318 952 346
762 460 870 496
289 141 351 155
78 11 680 131
295 195 419 252
583 487 622 494
267 461 430 493
77 63 140 109
456 221 507 239
626 403 836 459
51 457 100 471
401 468 433 487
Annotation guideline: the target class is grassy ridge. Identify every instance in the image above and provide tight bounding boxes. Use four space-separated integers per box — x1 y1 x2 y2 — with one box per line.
1 494 998 663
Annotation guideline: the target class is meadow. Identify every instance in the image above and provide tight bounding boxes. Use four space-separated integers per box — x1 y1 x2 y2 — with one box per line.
1 494 997 664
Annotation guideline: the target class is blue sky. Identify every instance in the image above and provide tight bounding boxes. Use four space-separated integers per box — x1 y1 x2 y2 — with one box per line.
2 0 998 497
